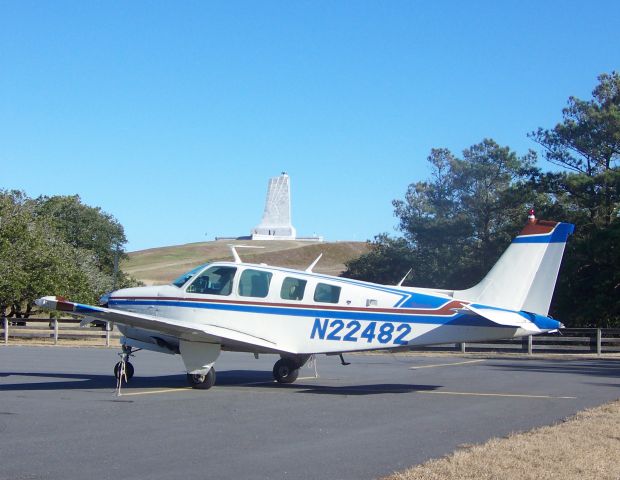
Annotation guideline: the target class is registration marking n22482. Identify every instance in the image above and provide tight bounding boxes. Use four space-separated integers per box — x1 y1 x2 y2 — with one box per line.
310 318 411 345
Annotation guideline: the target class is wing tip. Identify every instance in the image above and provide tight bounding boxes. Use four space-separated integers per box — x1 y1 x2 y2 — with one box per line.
35 296 75 312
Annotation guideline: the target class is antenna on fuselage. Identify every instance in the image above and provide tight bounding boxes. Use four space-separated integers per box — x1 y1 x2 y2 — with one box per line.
228 245 265 264
305 253 323 273
396 268 413 287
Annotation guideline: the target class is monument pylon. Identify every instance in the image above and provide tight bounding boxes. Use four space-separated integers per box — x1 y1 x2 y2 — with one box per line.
251 173 297 240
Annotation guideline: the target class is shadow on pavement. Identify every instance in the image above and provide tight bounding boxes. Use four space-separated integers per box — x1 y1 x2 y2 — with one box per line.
0 370 441 396
487 358 620 379
0 372 186 391
291 383 440 395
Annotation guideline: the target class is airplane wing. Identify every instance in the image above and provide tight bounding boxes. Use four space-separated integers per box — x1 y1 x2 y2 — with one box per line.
462 304 541 332
35 296 283 352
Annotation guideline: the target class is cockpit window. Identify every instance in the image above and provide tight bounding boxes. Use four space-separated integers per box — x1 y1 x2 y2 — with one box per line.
186 266 237 295
171 264 207 288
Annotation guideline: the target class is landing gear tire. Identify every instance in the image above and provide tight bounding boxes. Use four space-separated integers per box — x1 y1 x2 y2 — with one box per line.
273 359 299 384
187 368 216 390
114 361 134 381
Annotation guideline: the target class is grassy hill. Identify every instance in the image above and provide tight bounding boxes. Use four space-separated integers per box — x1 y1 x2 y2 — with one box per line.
123 240 370 285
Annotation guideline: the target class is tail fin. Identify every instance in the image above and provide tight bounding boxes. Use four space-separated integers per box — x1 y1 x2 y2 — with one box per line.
454 219 574 316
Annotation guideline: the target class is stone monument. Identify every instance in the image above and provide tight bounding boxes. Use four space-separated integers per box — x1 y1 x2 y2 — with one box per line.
251 173 297 240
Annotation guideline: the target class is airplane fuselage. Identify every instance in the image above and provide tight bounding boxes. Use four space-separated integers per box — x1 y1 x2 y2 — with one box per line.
109 262 553 357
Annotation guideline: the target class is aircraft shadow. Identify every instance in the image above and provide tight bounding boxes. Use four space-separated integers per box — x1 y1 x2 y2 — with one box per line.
214 369 274 384
215 370 441 395
583 381 620 389
487 358 620 379
0 372 186 391
1 370 441 396
280 383 440 395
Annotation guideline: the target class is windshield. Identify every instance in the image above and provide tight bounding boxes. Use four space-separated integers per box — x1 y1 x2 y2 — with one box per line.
187 266 237 296
171 264 208 288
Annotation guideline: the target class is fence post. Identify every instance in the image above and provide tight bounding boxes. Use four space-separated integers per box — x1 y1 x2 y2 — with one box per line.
597 328 602 356
105 322 110 347
459 342 466 353
527 335 533 355
3 316 7 345
54 318 59 345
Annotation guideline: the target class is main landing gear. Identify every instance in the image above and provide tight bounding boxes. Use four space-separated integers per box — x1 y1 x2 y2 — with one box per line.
272 355 310 384
179 340 221 390
186 369 216 389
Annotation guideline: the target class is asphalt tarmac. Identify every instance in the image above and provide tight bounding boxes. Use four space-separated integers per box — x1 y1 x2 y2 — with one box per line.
1 346 619 480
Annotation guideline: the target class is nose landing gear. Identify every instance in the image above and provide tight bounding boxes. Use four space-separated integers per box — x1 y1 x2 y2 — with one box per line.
114 360 134 381
114 344 138 383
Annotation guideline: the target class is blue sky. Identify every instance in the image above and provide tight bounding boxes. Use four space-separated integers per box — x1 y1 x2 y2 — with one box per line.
1 1 618 251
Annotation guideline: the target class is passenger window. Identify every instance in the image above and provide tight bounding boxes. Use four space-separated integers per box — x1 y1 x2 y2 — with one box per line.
280 277 307 301
238 269 273 298
186 266 236 295
313 283 341 303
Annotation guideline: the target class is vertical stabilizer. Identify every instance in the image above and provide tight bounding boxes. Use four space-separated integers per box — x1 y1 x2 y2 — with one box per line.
454 219 574 316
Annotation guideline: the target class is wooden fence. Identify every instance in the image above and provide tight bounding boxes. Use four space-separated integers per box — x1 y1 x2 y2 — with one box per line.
420 328 620 355
1 317 121 347
1 319 620 354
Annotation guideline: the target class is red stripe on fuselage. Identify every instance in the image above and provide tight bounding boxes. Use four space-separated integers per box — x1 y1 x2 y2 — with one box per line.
109 296 468 317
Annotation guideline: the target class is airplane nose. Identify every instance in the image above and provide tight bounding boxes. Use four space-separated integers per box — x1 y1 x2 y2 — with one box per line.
99 292 111 306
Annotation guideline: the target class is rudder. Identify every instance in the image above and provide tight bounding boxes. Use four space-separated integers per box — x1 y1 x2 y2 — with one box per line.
454 219 574 316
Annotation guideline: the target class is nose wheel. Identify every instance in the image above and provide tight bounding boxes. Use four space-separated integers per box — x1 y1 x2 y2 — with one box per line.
114 360 134 380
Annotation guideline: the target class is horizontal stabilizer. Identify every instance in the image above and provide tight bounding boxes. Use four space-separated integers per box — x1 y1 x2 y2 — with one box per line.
463 304 540 332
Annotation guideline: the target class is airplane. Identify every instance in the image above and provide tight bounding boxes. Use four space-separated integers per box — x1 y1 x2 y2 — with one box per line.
36 212 574 390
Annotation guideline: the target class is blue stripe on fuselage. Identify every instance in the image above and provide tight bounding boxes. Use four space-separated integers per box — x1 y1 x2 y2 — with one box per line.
108 298 499 328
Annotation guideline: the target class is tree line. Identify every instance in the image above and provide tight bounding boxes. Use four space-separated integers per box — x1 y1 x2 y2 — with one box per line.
0 193 139 318
344 72 620 328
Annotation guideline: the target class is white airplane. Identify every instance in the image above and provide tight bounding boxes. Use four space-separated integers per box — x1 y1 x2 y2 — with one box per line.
36 213 574 390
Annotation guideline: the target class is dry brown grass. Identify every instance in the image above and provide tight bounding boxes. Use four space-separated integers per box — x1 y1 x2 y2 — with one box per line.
382 399 620 480
240 241 370 276
123 240 370 284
